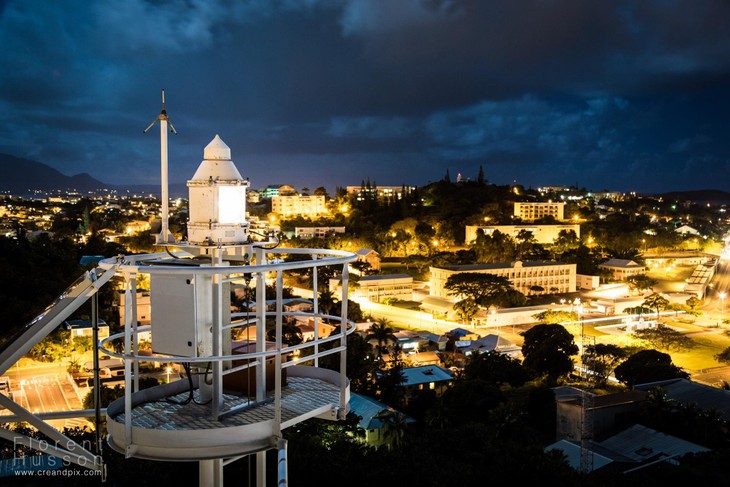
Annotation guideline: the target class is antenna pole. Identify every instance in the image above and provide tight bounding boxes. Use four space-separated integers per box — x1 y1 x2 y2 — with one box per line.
144 89 177 245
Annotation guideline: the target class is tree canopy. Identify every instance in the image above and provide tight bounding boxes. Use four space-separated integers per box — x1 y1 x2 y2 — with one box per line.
632 324 695 352
583 343 627 387
520 324 579 384
532 310 578 324
614 349 689 388
642 292 670 315
626 274 658 295
444 272 520 308
463 350 531 387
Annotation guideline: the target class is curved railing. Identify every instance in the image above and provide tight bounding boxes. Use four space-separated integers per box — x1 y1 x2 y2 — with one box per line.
98 247 357 276
102 244 357 461
98 311 356 368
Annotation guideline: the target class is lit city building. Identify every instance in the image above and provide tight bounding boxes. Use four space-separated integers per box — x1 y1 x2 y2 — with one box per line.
271 194 327 217
598 258 646 281
465 223 580 244
430 260 577 298
295 226 346 239
346 185 415 201
514 201 566 221
353 273 414 303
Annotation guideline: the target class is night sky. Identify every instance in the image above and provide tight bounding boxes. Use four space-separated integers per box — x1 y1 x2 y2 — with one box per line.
2 0 730 194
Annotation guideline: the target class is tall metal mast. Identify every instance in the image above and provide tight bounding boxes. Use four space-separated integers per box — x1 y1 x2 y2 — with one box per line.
144 89 177 245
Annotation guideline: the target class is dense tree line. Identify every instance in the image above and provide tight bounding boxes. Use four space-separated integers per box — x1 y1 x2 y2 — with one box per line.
0 232 127 349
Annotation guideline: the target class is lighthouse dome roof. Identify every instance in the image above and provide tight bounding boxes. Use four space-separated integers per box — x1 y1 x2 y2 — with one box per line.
190 135 243 181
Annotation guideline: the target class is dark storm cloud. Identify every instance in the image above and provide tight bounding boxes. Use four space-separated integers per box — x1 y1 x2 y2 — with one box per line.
1 0 730 193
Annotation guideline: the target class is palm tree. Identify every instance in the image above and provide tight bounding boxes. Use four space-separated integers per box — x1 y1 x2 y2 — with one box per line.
317 288 337 318
366 318 397 360
376 409 410 449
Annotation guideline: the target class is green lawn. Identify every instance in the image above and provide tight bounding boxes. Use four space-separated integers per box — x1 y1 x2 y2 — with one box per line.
562 318 730 373
671 331 730 371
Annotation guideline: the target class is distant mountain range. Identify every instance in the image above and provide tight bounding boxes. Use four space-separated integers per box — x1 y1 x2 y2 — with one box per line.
3 152 730 203
0 153 187 197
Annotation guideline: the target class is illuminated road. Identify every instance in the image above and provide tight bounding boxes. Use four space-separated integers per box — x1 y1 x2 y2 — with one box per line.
5 367 87 429
704 256 730 324
20 374 83 411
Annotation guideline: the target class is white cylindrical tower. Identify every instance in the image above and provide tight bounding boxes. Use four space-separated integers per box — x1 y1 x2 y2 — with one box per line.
187 135 250 245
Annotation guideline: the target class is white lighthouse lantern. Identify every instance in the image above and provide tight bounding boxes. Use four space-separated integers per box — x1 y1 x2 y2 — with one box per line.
187 135 250 245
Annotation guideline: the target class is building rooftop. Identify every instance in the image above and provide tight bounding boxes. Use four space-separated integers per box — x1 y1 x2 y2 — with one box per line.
401 365 454 387
358 273 412 281
349 393 414 430
598 423 710 463
635 378 730 420
600 259 643 268
433 260 571 271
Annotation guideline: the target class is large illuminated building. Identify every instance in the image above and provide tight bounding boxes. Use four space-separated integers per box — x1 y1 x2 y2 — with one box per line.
430 260 577 298
271 194 327 217
513 201 566 221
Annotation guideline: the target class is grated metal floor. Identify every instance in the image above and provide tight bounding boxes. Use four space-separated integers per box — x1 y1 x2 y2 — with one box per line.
112 376 340 430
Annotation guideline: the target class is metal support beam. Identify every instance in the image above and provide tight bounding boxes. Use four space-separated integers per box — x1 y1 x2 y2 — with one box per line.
0 266 117 376
256 451 266 487
274 271 283 436
212 246 224 420
0 394 102 473
338 264 349 420
277 438 288 487
92 292 102 456
199 458 223 487
255 248 266 404
312 254 319 367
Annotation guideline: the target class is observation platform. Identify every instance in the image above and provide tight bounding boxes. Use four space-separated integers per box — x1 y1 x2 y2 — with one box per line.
107 366 349 461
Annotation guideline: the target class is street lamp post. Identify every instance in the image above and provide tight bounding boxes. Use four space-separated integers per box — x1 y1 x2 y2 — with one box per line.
166 366 172 384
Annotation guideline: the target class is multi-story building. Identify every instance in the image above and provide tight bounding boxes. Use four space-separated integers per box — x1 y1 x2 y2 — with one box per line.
295 226 345 239
537 186 571 194
258 185 295 199
247 214 280 239
355 248 381 271
514 201 566 221
346 185 415 202
430 260 577 298
258 185 280 199
271 195 327 217
118 290 152 340
465 223 580 245
354 274 414 303
598 259 646 281
246 189 261 203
